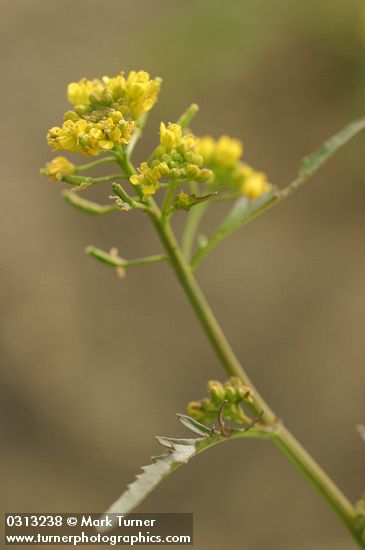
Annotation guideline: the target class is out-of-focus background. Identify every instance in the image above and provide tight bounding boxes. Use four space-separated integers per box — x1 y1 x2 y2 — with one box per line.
1 1 365 548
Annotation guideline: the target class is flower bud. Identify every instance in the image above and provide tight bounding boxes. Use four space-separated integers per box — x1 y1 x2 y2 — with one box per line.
197 168 213 182
169 168 180 180
63 110 79 121
157 162 170 177
74 104 89 116
225 386 236 402
208 380 226 404
160 153 171 163
193 154 203 167
172 153 183 163
185 164 199 178
155 146 166 158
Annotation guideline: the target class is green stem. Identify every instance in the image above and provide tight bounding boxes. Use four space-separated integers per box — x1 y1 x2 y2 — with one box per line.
112 183 146 210
272 427 364 547
60 173 127 186
161 181 178 222
126 113 148 157
181 202 209 261
116 149 365 548
74 156 116 172
124 254 167 267
86 245 167 269
151 214 364 548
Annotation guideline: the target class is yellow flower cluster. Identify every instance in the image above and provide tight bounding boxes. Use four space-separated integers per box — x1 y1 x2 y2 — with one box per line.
196 134 271 199
48 115 134 156
130 123 213 195
47 71 161 156
130 161 170 196
40 156 75 181
67 71 161 120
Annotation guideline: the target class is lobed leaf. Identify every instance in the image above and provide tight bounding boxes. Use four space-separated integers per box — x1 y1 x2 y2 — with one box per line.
191 116 365 268
99 415 271 532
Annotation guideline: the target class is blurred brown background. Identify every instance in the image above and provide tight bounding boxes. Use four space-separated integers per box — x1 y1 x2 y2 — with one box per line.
1 1 365 548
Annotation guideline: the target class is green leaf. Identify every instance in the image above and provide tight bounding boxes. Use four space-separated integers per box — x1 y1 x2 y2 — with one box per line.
176 413 213 436
191 116 365 268
190 191 277 269
62 191 118 215
216 190 276 235
99 415 271 528
298 117 365 181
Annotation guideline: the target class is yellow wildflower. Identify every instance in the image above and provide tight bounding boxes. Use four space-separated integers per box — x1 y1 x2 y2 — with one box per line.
195 136 215 162
67 78 94 108
47 116 134 156
130 161 170 195
130 122 212 196
40 156 75 181
240 170 271 199
197 135 243 167
125 71 161 120
66 71 160 120
195 134 270 199
47 70 161 158
160 122 183 150
48 119 89 153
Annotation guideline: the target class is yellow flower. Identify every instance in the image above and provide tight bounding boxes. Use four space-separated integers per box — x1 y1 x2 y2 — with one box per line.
130 161 170 195
40 156 75 181
236 163 271 199
67 79 94 107
195 136 215 163
241 172 271 199
160 122 183 150
214 135 243 166
131 122 213 196
197 135 243 167
195 134 271 198
47 70 161 158
125 71 161 119
48 119 88 153
102 75 125 99
47 116 134 156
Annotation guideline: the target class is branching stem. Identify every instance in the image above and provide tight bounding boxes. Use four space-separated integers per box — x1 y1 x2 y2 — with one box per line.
115 145 365 548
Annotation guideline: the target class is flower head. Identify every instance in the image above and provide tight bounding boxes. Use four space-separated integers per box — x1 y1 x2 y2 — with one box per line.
196 134 271 199
48 115 135 156
47 70 161 156
130 122 212 196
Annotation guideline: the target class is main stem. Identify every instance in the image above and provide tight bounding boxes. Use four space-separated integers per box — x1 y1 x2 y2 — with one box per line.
154 216 363 547
117 154 364 547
